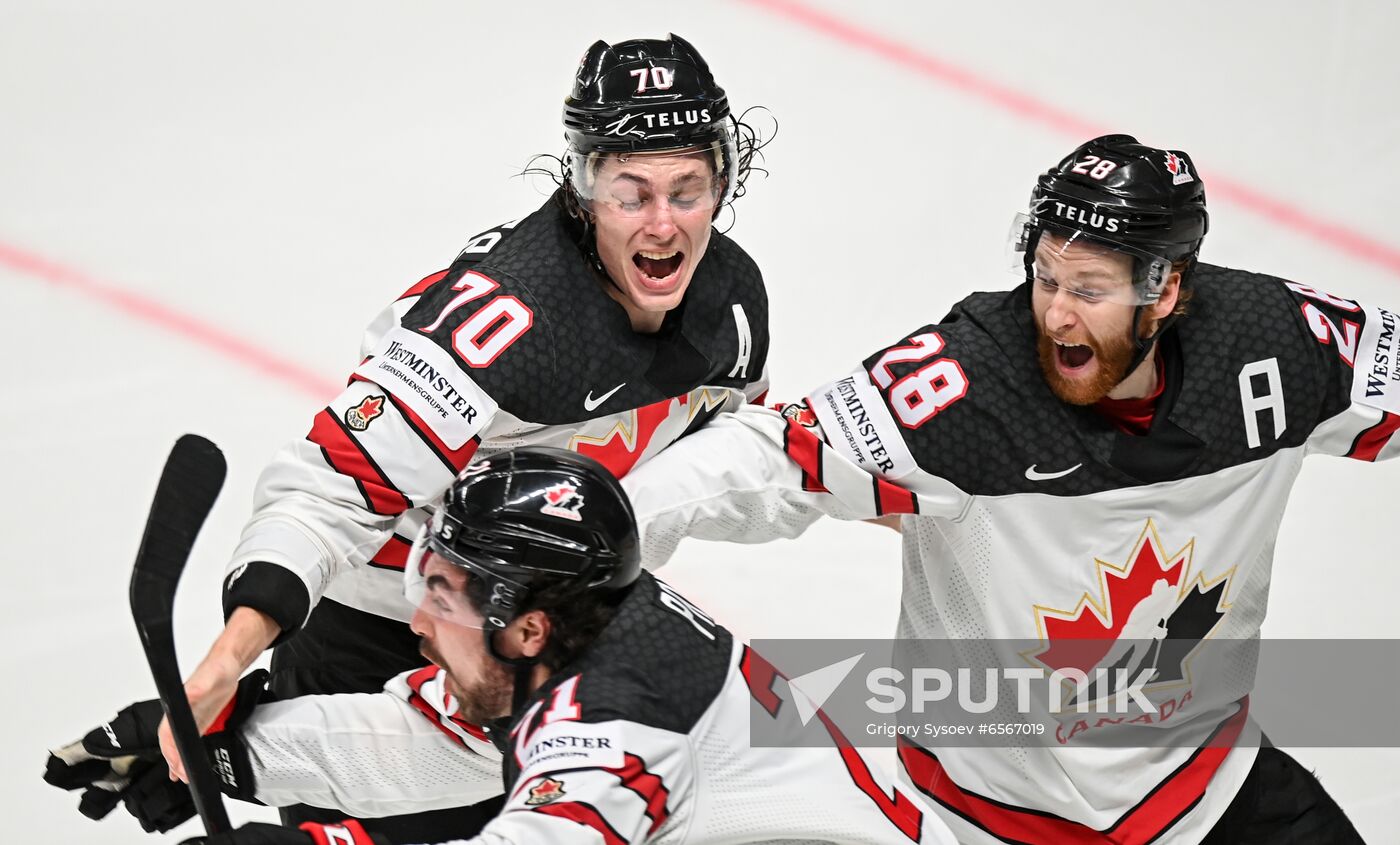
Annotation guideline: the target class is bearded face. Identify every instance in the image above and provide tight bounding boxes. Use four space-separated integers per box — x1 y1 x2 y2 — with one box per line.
410 556 523 725
1029 235 1151 405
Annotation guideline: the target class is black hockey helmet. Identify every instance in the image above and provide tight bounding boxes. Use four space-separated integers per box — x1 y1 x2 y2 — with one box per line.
565 33 731 154
562 34 739 213
405 446 640 636
1010 134 1210 304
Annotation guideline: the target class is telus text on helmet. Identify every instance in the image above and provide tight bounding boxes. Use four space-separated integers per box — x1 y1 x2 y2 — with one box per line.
1049 201 1125 234
604 109 712 138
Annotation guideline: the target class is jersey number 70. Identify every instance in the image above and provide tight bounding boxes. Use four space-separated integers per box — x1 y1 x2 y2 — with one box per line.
421 271 535 368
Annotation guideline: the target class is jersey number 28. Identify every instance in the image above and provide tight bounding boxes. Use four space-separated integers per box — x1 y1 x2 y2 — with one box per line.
870 332 969 428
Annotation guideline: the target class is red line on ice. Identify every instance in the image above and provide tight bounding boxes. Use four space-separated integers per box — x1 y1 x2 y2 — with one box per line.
738 0 1400 277
0 240 340 399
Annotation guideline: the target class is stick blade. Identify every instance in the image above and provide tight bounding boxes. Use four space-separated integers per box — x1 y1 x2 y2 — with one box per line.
129 434 227 627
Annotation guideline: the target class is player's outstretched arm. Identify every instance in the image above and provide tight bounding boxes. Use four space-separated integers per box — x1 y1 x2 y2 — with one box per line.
235 669 506 817
165 275 510 775
160 606 282 781
623 395 966 568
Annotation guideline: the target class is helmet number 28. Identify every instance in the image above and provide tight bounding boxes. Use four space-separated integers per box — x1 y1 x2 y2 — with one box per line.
1070 155 1119 181
870 332 969 429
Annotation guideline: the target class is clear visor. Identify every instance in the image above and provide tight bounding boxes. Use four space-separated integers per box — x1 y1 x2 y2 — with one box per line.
567 135 738 218
403 527 494 628
1006 213 1171 306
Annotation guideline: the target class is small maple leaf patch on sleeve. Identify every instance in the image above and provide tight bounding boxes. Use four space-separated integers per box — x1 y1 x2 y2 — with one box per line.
345 394 386 431
524 776 566 805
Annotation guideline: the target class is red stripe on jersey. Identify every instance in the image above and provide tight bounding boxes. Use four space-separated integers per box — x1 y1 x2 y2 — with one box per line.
1346 411 1400 461
897 702 1249 845
782 419 829 493
740 646 784 717
751 389 769 405
404 665 489 743
398 270 449 301
873 475 919 516
349 373 482 473
815 710 924 842
606 754 671 835
307 409 411 515
743 645 923 840
530 801 627 845
367 534 413 571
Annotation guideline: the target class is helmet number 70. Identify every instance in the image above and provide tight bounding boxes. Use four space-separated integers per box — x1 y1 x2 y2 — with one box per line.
630 67 674 93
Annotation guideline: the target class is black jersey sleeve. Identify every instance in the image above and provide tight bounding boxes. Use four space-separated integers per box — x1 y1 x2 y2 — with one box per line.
1272 276 1400 461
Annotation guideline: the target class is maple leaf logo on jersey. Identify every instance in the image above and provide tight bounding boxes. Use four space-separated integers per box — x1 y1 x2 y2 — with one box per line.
524 777 566 806
572 390 729 478
540 482 585 521
778 401 819 428
1025 519 1234 708
1163 152 1194 186
344 395 386 431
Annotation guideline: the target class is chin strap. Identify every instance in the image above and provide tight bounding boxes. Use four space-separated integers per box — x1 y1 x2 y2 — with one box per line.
484 626 543 715
1123 307 1179 381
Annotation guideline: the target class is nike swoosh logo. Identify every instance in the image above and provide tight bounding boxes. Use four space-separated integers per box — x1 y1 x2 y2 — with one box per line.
1024 463 1082 481
583 383 626 412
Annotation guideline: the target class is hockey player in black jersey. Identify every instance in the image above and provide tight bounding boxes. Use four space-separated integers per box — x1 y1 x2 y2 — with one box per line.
620 135 1380 843
47 34 772 841
49 448 957 845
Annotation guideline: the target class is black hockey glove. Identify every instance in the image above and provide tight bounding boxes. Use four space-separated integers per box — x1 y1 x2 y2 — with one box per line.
44 669 268 832
181 820 389 845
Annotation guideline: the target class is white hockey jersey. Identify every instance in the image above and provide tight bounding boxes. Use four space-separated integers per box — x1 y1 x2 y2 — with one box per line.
238 572 958 845
620 266 1400 844
222 194 769 631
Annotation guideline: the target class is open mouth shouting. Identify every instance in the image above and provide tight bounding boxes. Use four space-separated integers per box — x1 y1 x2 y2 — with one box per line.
633 249 685 291
1053 338 1095 375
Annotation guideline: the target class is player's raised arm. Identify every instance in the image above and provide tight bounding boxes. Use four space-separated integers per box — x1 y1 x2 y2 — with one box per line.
1271 278 1400 462
622 355 975 569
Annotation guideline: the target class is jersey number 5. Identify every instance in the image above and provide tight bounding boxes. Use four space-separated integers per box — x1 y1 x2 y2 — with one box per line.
870 332 969 428
421 271 534 368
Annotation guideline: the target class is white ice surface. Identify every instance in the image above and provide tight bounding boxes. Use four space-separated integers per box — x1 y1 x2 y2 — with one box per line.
4 2 1397 841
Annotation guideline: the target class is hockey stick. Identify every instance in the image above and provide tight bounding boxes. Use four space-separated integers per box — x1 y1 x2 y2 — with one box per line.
128 434 232 835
